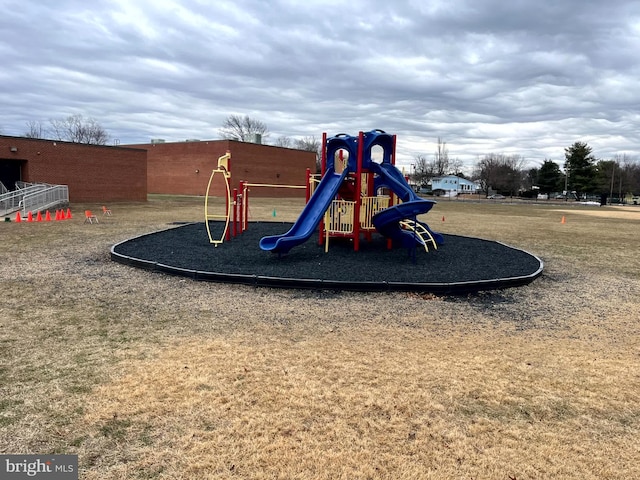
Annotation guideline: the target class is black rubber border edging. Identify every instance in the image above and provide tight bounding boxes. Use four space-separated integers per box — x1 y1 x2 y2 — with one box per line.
110 227 544 295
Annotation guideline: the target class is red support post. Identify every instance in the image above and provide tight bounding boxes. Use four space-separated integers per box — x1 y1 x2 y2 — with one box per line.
321 132 327 175
318 133 327 246
225 195 231 241
232 188 238 237
239 181 247 233
392 135 397 166
353 131 364 252
387 135 398 250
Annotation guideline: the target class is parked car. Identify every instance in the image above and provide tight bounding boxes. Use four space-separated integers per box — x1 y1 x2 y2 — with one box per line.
487 194 506 199
632 195 640 205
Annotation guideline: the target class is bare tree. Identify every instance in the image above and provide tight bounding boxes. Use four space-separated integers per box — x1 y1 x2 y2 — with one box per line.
413 154 436 187
624 156 640 195
413 138 452 187
434 137 450 176
49 114 110 145
219 114 269 142
274 136 293 148
24 120 47 139
474 153 526 195
449 157 465 176
295 136 322 172
613 153 636 199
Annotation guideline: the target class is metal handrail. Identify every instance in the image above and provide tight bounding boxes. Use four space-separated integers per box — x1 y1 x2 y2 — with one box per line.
0 189 24 214
0 183 69 216
22 185 69 214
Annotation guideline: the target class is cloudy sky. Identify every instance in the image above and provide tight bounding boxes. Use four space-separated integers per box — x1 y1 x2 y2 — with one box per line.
2 0 640 172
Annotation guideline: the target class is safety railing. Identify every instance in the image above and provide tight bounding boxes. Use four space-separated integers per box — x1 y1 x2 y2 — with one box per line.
308 173 321 198
325 199 356 234
15 181 35 190
0 182 69 217
21 185 69 214
0 188 29 215
359 196 390 229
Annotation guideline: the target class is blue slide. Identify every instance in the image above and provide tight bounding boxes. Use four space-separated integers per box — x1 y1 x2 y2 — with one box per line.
370 162 444 248
259 167 349 254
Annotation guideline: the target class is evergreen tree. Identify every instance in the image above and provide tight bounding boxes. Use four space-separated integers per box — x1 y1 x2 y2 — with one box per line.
564 142 597 197
536 160 563 193
595 160 617 196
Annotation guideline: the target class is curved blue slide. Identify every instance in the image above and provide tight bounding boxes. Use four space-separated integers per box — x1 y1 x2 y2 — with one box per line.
259 167 349 254
371 162 444 247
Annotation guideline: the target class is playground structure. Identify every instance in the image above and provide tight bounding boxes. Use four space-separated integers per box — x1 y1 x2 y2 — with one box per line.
204 130 444 256
116 129 542 292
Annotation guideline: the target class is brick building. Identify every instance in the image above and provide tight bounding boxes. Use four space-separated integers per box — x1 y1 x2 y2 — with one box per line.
1 135 316 203
0 135 147 202
130 139 316 198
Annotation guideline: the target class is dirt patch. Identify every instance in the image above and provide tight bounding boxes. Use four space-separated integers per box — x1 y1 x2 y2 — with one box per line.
552 206 640 220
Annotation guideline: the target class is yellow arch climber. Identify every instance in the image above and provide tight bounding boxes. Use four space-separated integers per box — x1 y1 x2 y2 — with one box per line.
204 151 231 246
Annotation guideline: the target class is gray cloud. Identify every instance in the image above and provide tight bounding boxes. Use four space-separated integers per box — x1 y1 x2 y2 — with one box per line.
2 0 640 171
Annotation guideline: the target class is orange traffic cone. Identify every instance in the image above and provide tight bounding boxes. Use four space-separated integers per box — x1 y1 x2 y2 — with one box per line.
66 208 72 219
36 211 43 222
561 215 566 224
27 211 33 222
15 211 22 223
45 211 52 221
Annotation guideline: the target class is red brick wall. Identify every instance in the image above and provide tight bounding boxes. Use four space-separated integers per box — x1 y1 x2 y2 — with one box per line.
133 140 316 198
138 140 232 196
232 142 315 198
0 136 147 202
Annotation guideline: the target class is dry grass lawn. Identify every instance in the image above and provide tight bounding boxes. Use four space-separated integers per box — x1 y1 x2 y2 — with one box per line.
1 196 639 479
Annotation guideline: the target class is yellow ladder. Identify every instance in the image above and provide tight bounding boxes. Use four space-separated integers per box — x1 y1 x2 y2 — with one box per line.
399 219 438 252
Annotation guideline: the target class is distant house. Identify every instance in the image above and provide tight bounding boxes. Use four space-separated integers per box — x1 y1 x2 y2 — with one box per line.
430 175 478 196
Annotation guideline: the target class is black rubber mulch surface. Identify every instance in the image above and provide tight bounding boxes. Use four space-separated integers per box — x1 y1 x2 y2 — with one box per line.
111 222 543 294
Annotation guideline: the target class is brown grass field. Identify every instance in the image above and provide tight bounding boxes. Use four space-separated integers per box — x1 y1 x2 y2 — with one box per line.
1 196 639 479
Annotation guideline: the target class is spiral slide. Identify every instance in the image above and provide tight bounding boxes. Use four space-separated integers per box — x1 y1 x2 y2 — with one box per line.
370 162 444 248
259 166 349 254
